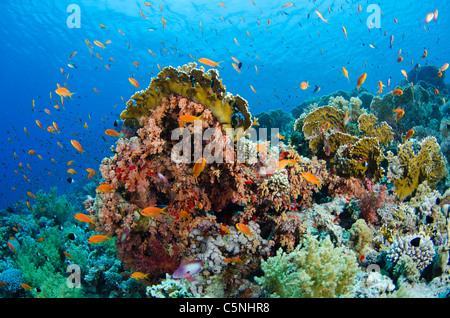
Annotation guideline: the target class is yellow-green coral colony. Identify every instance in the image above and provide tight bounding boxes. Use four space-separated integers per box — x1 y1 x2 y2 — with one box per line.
120 63 253 132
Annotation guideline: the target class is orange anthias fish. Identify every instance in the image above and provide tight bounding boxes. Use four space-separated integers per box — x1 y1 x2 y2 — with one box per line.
130 272 149 280
86 168 97 179
55 86 75 99
105 129 121 137
88 234 110 244
393 109 405 122
93 40 105 48
96 184 114 193
178 114 203 123
356 73 367 91
440 63 449 72
67 168 77 174
140 206 168 217
392 88 403 96
277 159 296 170
302 171 321 185
422 49 428 59
401 69 408 80
377 81 385 96
342 67 349 82
193 157 206 184
236 223 252 236
71 140 85 154
342 26 347 39
128 77 139 89
300 81 310 90
405 129 414 140
74 213 94 223
314 10 328 23
198 58 222 67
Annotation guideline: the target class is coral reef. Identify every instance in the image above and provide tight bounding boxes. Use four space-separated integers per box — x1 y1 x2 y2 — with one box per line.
255 232 360 297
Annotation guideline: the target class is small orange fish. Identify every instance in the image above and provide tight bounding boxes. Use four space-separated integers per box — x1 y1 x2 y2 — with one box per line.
219 1 226 8
96 184 114 193
28 149 36 155
435 88 439 95
178 114 203 123
440 63 449 72
342 26 347 39
401 69 408 80
7 241 17 252
250 84 257 94
105 129 121 137
20 283 33 290
392 88 403 96
302 172 320 185
397 56 403 63
177 210 190 220
85 39 93 48
63 251 73 259
315 10 328 23
141 206 168 217
377 81 385 96
86 168 97 179
236 223 252 236
300 81 310 90
356 73 367 91
74 213 94 223
67 168 77 174
130 272 149 280
36 237 44 242
88 234 110 244
71 140 85 154
193 157 206 184
342 67 349 82
55 87 75 99
35 120 43 129
393 108 405 122
93 40 105 48
405 129 414 140
422 49 428 59
128 77 139 88
277 159 296 170
27 191 36 199
140 9 149 19
220 224 230 235
437 70 443 78
198 58 222 67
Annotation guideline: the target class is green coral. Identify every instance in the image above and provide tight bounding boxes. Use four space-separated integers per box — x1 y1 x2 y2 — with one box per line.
31 187 75 225
255 232 360 297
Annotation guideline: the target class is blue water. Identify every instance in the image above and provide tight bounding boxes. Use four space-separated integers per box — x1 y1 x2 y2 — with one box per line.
0 0 448 207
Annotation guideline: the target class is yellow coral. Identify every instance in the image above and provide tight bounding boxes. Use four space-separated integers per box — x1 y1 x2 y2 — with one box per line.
340 137 384 180
120 63 252 131
302 106 346 140
394 136 447 200
357 114 393 146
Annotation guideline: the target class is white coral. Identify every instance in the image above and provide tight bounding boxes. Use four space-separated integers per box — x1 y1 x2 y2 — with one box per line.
386 234 435 271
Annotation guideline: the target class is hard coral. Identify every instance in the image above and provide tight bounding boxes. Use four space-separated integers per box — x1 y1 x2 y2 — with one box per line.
393 137 447 200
